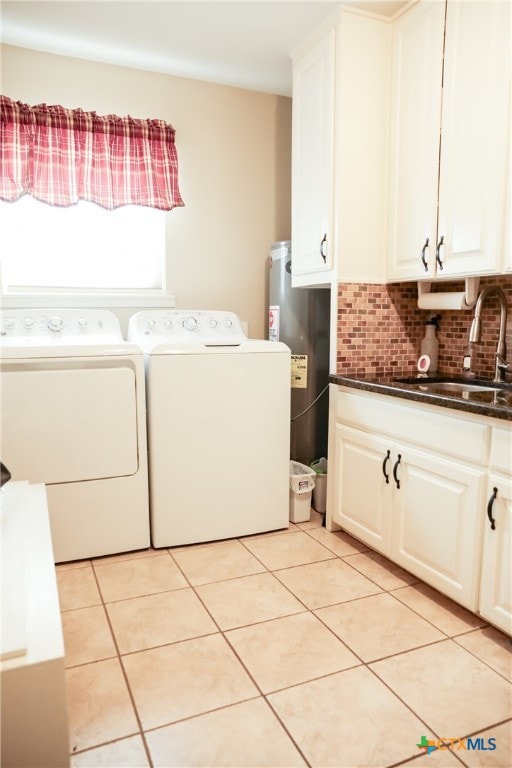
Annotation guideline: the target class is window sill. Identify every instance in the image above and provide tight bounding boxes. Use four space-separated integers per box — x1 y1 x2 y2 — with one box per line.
0 294 176 309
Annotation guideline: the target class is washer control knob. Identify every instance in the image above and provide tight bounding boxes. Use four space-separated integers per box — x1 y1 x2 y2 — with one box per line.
223 318 233 328
162 319 172 328
23 318 35 329
146 319 156 328
184 316 198 330
78 318 88 328
47 316 64 332
208 318 217 328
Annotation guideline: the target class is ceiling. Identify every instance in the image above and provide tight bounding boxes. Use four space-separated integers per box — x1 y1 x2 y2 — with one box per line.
0 1 410 96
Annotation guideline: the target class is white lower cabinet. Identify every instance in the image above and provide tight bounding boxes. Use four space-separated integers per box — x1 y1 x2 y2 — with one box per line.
390 445 484 610
328 386 511 631
332 421 484 610
479 428 512 634
332 426 391 555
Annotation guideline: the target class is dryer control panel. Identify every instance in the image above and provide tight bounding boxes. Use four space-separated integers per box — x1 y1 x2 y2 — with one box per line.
128 310 247 346
0 309 123 345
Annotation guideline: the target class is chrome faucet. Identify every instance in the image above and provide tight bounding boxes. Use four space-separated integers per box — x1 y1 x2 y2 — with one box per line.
468 286 509 382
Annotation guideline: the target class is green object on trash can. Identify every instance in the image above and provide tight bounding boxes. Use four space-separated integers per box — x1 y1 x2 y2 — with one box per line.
310 457 328 475
310 457 328 514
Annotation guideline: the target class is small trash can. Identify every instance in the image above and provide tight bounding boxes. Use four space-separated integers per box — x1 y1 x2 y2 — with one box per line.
310 457 328 514
289 460 316 523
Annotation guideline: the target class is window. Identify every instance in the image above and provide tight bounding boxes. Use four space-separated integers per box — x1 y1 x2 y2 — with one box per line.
0 196 171 306
0 96 183 307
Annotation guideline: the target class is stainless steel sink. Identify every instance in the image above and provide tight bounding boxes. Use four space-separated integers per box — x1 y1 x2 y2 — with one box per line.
393 377 509 395
419 381 502 393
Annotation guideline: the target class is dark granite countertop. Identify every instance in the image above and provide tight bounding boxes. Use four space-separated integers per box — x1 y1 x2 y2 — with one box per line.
329 372 512 423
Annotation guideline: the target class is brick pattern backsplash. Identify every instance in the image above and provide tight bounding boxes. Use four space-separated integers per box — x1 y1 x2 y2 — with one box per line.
337 275 512 379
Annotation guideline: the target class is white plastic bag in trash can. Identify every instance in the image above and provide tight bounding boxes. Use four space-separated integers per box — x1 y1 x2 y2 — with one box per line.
289 461 316 494
289 461 315 523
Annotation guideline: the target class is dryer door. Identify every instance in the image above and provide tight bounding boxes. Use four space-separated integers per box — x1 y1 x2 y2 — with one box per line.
1 365 138 484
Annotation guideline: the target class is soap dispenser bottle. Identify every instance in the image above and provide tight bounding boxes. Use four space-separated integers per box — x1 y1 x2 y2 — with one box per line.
421 315 440 373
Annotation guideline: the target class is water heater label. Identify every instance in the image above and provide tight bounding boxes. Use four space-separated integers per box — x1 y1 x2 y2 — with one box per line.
268 305 280 342
291 355 308 389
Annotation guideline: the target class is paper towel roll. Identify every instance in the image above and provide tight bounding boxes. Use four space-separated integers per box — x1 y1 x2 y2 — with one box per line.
417 291 470 310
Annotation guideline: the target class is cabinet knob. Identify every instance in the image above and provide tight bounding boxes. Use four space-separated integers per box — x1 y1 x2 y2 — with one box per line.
421 238 429 272
320 233 327 263
487 487 498 530
436 235 445 270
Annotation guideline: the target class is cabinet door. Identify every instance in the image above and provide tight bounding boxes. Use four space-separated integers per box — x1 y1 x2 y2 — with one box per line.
391 446 485 611
291 30 335 285
504 140 511 273
437 0 511 277
480 476 512 635
331 424 392 554
387 0 444 280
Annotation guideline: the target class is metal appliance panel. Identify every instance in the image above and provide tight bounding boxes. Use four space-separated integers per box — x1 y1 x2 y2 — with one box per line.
268 241 330 464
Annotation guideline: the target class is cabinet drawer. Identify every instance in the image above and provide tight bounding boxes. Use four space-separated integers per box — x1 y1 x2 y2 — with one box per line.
490 426 512 475
334 388 490 465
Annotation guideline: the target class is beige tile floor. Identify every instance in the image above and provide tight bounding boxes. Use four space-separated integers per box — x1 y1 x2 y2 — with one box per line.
56 511 512 768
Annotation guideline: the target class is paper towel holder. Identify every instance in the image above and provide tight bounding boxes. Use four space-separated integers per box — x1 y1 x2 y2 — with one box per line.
417 277 480 310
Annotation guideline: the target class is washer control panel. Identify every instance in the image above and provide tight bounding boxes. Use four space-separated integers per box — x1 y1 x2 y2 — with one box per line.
0 309 123 344
128 310 247 345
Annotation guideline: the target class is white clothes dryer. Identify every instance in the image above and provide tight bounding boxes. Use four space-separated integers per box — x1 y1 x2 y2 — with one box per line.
127 310 291 547
0 310 150 562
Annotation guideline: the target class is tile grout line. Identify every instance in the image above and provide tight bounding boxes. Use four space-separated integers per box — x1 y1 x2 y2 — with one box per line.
169 535 315 766
384 588 468 640
174 540 320 768
89 558 156 768
449 636 512 684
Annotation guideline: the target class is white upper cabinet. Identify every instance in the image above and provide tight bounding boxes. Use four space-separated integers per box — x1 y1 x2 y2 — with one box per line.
387 1 444 280
291 29 335 287
334 12 391 284
388 0 511 281
438 0 511 277
291 11 391 288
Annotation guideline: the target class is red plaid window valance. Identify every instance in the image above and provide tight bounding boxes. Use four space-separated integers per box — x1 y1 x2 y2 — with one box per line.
0 95 184 211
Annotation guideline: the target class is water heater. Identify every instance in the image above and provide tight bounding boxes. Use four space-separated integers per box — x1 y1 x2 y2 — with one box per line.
268 241 330 465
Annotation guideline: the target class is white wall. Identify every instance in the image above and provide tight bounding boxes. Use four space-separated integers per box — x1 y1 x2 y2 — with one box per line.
0 44 292 338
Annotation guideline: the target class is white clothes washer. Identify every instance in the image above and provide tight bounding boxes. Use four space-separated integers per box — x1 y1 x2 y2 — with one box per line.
128 310 291 547
0 309 150 562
